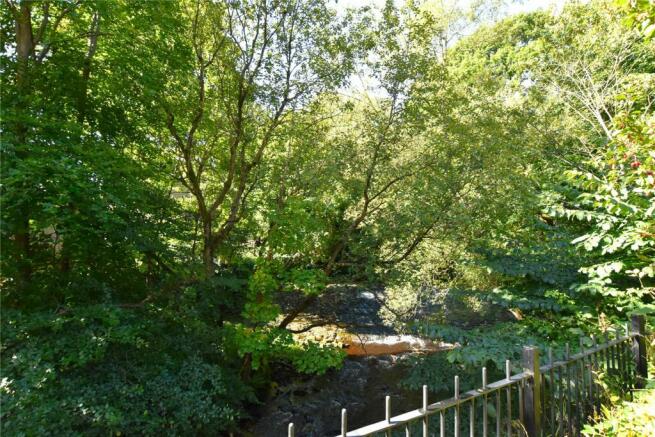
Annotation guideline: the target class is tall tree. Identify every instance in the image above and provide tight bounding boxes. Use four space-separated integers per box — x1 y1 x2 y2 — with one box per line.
161 0 353 278
1 0 183 304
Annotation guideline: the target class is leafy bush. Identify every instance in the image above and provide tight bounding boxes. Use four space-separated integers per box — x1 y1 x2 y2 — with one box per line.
228 323 345 375
548 108 655 317
1 305 251 436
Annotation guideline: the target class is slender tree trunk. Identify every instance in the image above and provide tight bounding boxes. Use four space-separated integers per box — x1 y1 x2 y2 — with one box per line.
15 3 33 87
59 11 100 274
13 1 35 288
202 218 215 278
76 11 99 125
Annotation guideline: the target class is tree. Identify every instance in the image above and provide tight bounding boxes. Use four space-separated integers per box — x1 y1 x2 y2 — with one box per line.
160 0 354 278
546 1 655 316
244 1 542 331
1 0 184 303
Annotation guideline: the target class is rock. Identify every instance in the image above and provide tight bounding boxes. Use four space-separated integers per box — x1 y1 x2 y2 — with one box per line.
360 291 376 300
247 352 437 436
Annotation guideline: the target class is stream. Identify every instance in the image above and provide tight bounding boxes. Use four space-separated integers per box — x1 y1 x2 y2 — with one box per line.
248 285 511 436
249 345 450 436
248 287 455 436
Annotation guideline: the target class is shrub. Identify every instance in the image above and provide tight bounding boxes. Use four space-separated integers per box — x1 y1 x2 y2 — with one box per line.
1 305 251 436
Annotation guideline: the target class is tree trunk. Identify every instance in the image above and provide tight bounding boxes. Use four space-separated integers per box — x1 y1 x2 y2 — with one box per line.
59 11 100 274
76 11 99 125
13 1 35 288
202 218 215 278
15 3 33 89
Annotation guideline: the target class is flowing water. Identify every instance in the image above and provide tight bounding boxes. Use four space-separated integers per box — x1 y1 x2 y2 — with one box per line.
248 337 453 436
248 286 508 436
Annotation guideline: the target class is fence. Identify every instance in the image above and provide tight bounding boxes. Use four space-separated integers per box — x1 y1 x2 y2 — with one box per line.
286 315 648 437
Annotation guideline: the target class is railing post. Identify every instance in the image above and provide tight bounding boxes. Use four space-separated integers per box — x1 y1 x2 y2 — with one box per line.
423 384 429 437
522 346 542 437
631 315 648 388
385 395 391 437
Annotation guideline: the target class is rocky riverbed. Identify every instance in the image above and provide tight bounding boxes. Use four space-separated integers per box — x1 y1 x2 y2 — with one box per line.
249 354 431 436
247 285 513 436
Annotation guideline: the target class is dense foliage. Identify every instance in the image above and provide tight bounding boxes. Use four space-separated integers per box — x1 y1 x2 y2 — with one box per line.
583 378 655 436
1 0 653 434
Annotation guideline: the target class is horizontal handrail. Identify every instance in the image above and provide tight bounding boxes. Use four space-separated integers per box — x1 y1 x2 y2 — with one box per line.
539 333 635 373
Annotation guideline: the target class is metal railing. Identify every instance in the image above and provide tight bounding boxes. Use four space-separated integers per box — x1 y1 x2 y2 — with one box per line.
286 315 648 437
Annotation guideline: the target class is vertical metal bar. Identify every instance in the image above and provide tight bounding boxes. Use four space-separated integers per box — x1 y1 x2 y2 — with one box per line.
628 338 634 398
406 423 411 437
578 337 586 414
454 376 460 437
590 335 598 415
557 363 565 436
549 348 555 436
595 335 602 413
586 344 594 416
440 409 446 437
288 423 294 437
622 340 631 400
622 339 627 392
616 339 625 397
574 349 582 436
603 332 611 375
518 381 524 425
506 361 512 437
565 344 572 437
385 396 392 437
539 374 546 434
610 338 617 373
598 337 607 371
496 391 501 437
470 398 475 437
341 408 347 437
482 368 488 437
506 386 512 437
423 385 429 437
616 328 627 398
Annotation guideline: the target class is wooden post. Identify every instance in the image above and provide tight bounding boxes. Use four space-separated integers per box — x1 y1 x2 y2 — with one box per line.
522 346 542 437
631 315 648 389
